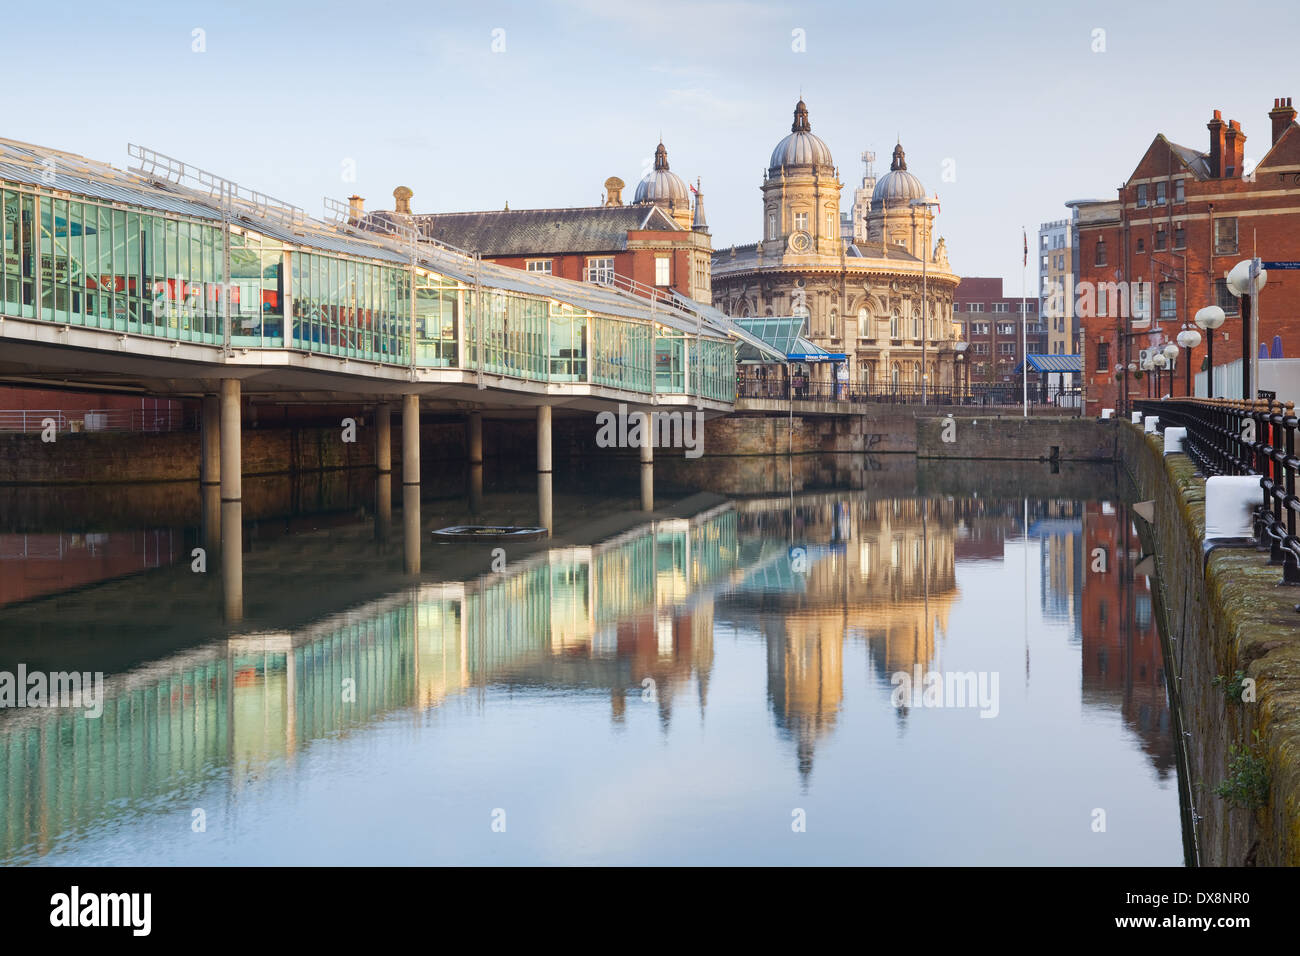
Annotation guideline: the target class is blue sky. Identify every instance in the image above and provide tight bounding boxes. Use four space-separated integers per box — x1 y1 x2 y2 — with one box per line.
7 0 1299 287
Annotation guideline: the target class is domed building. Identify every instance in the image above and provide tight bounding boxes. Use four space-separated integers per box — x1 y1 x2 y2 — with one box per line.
635 141 694 230
712 99 961 393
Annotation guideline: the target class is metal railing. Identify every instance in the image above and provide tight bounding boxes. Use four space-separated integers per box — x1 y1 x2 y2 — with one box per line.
0 408 192 433
737 380 1081 407
1135 397 1300 583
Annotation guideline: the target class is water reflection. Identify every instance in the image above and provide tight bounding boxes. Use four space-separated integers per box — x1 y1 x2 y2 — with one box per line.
0 468 1181 865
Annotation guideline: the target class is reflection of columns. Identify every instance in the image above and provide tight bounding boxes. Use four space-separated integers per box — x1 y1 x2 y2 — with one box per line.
201 482 221 554
219 379 242 622
640 430 654 512
537 405 552 536
201 394 220 486
375 472 392 542
468 410 484 514
402 394 420 573
375 403 392 474
221 501 243 621
403 484 421 574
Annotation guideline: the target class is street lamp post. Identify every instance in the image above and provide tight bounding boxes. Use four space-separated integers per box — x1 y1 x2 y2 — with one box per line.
1226 259 1268 399
1194 305 1226 399
1152 351 1169 397
1161 342 1179 397
954 340 968 404
1176 326 1202 397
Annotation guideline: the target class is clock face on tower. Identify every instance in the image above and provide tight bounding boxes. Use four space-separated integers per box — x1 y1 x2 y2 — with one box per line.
788 230 811 253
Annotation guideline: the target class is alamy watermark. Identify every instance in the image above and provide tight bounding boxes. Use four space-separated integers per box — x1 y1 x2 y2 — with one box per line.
0 665 105 718
890 666 1000 718
595 403 704 459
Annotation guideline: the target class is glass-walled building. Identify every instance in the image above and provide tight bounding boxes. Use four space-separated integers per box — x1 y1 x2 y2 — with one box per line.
0 139 741 404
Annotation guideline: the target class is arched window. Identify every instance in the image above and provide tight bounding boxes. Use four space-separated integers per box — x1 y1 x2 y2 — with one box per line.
890 311 900 339
829 309 838 338
858 360 871 386
912 362 921 384
891 362 901 387
912 311 921 339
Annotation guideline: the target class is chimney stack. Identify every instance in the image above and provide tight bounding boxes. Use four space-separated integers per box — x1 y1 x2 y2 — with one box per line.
1270 96 1297 145
393 186 413 216
604 176 625 207
1207 110 1226 178
1225 120 1245 178
348 195 365 221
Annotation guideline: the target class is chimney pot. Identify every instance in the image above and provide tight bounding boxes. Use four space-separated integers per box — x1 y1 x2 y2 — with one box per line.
1269 94 1297 145
393 186 413 216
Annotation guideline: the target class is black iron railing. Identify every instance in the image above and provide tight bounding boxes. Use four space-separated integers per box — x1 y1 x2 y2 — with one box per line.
1134 397 1300 583
737 379 1081 407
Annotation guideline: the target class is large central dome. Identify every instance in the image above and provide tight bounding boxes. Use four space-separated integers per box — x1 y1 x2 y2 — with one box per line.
872 142 927 204
769 100 835 172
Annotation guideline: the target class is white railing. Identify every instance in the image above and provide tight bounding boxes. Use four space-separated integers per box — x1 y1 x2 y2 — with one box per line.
0 407 188 432
0 410 67 432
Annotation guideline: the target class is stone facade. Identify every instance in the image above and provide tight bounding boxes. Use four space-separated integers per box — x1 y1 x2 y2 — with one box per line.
711 100 961 390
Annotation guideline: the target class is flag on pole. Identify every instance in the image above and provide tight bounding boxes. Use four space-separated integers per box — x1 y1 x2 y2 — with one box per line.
1022 229 1028 267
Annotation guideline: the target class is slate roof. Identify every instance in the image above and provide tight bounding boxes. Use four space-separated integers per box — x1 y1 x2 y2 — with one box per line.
1167 140 1211 179
401 204 682 256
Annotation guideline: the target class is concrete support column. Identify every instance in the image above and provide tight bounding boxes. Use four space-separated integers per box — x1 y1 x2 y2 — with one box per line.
218 379 242 621
219 380 241 503
537 404 553 536
402 394 420 486
468 411 483 465
402 394 420 574
200 394 220 486
375 403 392 474
640 432 654 512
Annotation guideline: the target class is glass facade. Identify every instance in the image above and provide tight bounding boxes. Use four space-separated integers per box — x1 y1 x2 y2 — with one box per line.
1 177 736 399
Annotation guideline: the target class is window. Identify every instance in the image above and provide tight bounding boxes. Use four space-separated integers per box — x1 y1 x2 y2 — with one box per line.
1214 217 1238 255
1156 181 1167 206
1132 283 1148 320
1040 235 1048 249
1097 341 1110 371
1041 255 1049 269
999 342 1016 354
826 212 836 239
793 212 808 232
973 342 989 354
997 322 1015 335
654 256 670 286
1019 303 1036 313
1136 238 1145 253
912 311 920 339
829 309 838 338
1175 179 1185 203
1095 239 1107 266
992 302 1009 313
890 311 900 338
1097 287 1109 317
952 302 961 313
1174 224 1185 249
585 257 614 283
972 322 989 335
1155 226 1166 251
1136 184 1148 207
526 259 552 274
767 213 776 239
1159 281 1177 320
968 302 984 313
1215 278 1240 315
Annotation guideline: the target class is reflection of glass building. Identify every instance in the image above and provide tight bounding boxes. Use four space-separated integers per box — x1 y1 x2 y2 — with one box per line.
1032 500 1084 641
0 506 738 861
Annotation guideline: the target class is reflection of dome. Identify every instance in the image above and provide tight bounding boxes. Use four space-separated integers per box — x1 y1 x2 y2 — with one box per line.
872 142 926 204
769 100 835 171
635 142 689 203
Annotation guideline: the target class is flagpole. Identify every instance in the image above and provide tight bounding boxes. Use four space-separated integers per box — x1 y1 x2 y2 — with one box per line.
1021 227 1028 418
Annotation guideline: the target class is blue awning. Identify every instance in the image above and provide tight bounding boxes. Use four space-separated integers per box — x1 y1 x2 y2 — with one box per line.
1014 353 1083 374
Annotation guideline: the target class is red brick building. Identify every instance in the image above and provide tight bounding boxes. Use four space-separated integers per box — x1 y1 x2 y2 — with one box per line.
371 142 713 305
953 277 1046 384
1077 97 1300 414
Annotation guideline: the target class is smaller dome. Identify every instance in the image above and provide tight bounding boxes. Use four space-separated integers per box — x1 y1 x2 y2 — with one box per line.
635 142 689 204
769 99 835 171
872 142 927 205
